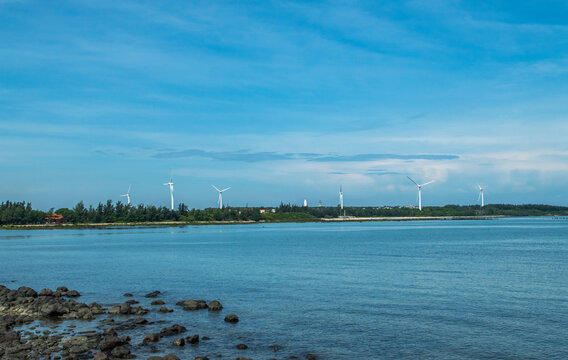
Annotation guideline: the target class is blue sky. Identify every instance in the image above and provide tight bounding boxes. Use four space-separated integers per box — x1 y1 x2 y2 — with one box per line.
1 0 567 210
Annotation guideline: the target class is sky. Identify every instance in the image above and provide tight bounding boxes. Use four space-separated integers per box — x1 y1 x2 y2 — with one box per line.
1 0 568 210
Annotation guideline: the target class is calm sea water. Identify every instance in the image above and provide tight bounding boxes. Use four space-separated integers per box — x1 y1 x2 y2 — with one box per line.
1 218 567 359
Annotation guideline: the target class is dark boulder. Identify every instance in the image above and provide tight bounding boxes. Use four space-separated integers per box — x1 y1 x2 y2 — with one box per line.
160 324 186 337
186 334 199 344
17 286 38 298
177 299 207 310
66 290 81 297
224 314 239 323
159 307 173 313
99 335 124 351
143 333 160 343
123 293 133 297
151 300 165 305
173 338 185 346
163 355 180 360
236 343 248 349
207 300 223 311
39 288 55 297
145 291 161 298
111 345 131 358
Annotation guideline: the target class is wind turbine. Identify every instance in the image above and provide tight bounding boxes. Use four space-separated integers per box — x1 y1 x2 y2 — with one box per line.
212 185 230 209
407 176 434 211
478 185 485 207
339 185 344 211
163 177 174 210
120 185 131 205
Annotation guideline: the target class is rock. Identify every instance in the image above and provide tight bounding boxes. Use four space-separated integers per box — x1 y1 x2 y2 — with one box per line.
224 314 239 323
109 302 149 315
66 290 81 297
100 335 124 351
111 345 131 358
305 354 317 360
151 299 165 305
163 355 180 360
207 300 223 311
17 286 38 298
132 317 148 325
147 357 163 360
159 307 173 313
186 334 199 344
272 345 281 352
57 286 68 293
123 293 133 297
202 336 211 340
39 288 55 296
143 333 160 343
177 299 207 310
194 357 209 360
173 338 185 346
160 324 186 337
145 291 160 298
125 299 139 305
236 343 248 350
236 358 253 360
94 352 109 360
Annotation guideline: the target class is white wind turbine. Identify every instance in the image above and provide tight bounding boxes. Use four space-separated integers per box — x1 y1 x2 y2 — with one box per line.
163 177 174 210
478 185 485 207
339 185 344 211
120 185 131 205
407 176 434 211
212 185 230 209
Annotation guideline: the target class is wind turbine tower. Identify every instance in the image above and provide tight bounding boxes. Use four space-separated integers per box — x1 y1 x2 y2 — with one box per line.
120 185 131 205
163 177 174 210
407 176 434 211
212 185 230 209
339 185 344 211
478 185 485 207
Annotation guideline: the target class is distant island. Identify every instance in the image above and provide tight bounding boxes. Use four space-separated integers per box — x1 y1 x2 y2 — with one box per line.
1 200 567 229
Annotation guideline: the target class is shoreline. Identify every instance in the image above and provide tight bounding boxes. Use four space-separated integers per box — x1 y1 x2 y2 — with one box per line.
0 215 511 230
0 284 315 360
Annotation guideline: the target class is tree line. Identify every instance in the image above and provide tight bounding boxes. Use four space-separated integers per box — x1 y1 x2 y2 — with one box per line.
1 200 567 226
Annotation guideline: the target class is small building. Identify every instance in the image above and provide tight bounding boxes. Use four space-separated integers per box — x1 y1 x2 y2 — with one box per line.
45 213 64 224
259 208 266 214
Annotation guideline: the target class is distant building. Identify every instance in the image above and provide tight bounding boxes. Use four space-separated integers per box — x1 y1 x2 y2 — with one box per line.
45 213 64 224
259 208 266 214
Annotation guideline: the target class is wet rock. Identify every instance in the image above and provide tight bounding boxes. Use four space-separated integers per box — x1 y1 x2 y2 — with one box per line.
147 357 163 360
39 288 55 296
173 338 185 346
272 345 281 352
305 354 317 360
236 358 253 360
160 324 186 337
100 335 124 351
94 352 109 360
132 317 148 325
194 357 209 360
186 334 199 344
143 333 160 343
123 293 133 297
125 299 139 305
111 345 131 358
224 314 239 323
66 290 81 297
101 318 115 325
145 291 161 298
236 343 248 350
16 286 38 298
177 299 207 310
202 336 211 340
159 307 173 313
109 302 149 316
151 299 165 305
163 355 180 360
207 300 223 311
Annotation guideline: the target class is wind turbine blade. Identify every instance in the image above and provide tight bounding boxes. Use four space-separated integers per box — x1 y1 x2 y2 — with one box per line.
127 184 131 193
421 180 435 187
212 185 220 192
221 187 231 192
407 176 419 186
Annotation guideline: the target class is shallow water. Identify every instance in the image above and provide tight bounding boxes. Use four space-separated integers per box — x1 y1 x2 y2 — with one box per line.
1 218 567 359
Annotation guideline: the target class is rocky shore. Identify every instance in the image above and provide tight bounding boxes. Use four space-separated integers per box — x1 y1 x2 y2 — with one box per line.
0 285 317 360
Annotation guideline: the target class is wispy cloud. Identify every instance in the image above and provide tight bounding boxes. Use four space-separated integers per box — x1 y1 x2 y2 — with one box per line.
151 148 459 163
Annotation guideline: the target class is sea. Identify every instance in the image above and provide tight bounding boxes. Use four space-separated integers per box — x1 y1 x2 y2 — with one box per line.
1 217 567 359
